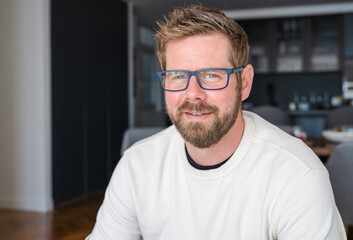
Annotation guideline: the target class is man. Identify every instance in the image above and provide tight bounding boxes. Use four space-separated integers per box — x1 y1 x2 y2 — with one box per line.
87 5 346 240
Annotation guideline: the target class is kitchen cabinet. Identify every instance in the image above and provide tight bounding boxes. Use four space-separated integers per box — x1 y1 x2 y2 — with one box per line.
239 15 343 73
311 16 341 71
345 14 353 58
242 20 269 73
276 18 305 72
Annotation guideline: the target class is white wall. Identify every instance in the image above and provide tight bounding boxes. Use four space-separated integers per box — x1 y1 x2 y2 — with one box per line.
0 0 53 212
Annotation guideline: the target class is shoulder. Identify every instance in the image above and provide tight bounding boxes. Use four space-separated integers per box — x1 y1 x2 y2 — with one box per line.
243 110 326 173
111 125 184 205
119 125 183 173
242 112 341 237
123 125 181 156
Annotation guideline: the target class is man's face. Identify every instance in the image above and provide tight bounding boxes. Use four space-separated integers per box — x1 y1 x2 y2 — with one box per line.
165 33 242 148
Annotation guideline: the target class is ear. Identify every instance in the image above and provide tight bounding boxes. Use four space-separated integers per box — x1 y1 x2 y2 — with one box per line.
241 64 254 101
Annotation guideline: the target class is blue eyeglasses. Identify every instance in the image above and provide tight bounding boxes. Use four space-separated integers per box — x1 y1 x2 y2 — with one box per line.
156 67 243 92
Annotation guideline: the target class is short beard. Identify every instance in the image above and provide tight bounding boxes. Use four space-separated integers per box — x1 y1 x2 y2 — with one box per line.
166 89 242 149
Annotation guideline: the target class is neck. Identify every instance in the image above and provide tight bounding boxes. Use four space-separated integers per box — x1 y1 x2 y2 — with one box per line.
185 113 245 166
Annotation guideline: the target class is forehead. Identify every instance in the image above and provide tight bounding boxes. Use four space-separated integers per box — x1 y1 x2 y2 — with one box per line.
165 33 232 70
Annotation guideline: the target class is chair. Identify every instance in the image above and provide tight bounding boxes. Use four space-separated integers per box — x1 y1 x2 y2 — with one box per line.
120 127 165 155
325 106 353 129
325 142 353 226
251 105 291 125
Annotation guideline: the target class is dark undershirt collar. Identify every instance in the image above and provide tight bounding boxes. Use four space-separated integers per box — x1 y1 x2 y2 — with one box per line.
185 145 232 170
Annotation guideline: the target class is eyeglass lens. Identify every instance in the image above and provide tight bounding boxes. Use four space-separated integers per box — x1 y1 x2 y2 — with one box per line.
161 69 229 91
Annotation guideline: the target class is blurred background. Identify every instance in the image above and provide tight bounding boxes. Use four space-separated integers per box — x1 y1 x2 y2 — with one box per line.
1 0 353 238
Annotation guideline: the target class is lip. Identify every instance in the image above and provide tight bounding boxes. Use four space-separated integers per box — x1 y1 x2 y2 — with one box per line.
184 111 211 121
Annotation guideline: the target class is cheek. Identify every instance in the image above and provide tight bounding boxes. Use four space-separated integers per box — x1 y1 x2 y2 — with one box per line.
165 92 181 110
212 88 233 103
212 90 237 112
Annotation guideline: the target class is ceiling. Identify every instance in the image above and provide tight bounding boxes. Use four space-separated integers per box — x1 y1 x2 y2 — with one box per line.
124 0 353 28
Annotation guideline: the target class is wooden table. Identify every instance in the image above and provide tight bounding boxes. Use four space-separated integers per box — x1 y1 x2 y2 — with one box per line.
305 138 338 158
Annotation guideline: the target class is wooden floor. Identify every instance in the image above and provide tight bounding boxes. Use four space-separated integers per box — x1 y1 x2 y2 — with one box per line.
0 191 104 240
1 191 352 239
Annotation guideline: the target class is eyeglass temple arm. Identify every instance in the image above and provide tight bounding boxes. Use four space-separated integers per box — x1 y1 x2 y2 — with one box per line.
232 67 244 73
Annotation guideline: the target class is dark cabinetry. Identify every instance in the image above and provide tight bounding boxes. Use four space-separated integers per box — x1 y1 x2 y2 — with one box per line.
51 0 128 204
240 15 342 73
239 15 350 112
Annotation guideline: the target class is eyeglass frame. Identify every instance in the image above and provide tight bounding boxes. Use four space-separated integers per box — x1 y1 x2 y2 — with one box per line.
156 67 244 92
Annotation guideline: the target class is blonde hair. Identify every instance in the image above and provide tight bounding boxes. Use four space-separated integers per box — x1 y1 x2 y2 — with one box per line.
155 5 249 75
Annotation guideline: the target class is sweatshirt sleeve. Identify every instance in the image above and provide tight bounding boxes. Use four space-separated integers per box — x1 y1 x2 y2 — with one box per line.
86 156 141 240
277 169 346 240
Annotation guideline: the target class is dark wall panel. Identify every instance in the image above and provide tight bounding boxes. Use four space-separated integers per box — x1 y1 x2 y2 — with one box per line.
51 0 128 204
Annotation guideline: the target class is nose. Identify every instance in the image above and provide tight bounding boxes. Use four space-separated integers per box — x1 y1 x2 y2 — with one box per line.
184 75 207 101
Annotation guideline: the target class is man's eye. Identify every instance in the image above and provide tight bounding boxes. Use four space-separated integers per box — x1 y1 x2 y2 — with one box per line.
169 75 183 81
175 75 186 79
169 73 186 81
206 73 217 78
203 73 220 81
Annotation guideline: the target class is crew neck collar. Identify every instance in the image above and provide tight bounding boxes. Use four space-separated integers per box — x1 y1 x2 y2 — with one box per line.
180 112 255 180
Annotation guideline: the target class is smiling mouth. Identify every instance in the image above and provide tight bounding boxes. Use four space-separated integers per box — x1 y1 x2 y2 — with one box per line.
186 111 211 117
178 102 217 118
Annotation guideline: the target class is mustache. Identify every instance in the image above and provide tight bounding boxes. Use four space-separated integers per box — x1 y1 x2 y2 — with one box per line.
177 102 218 113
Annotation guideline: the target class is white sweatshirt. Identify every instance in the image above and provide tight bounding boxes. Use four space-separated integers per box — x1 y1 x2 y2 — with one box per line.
87 111 346 240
